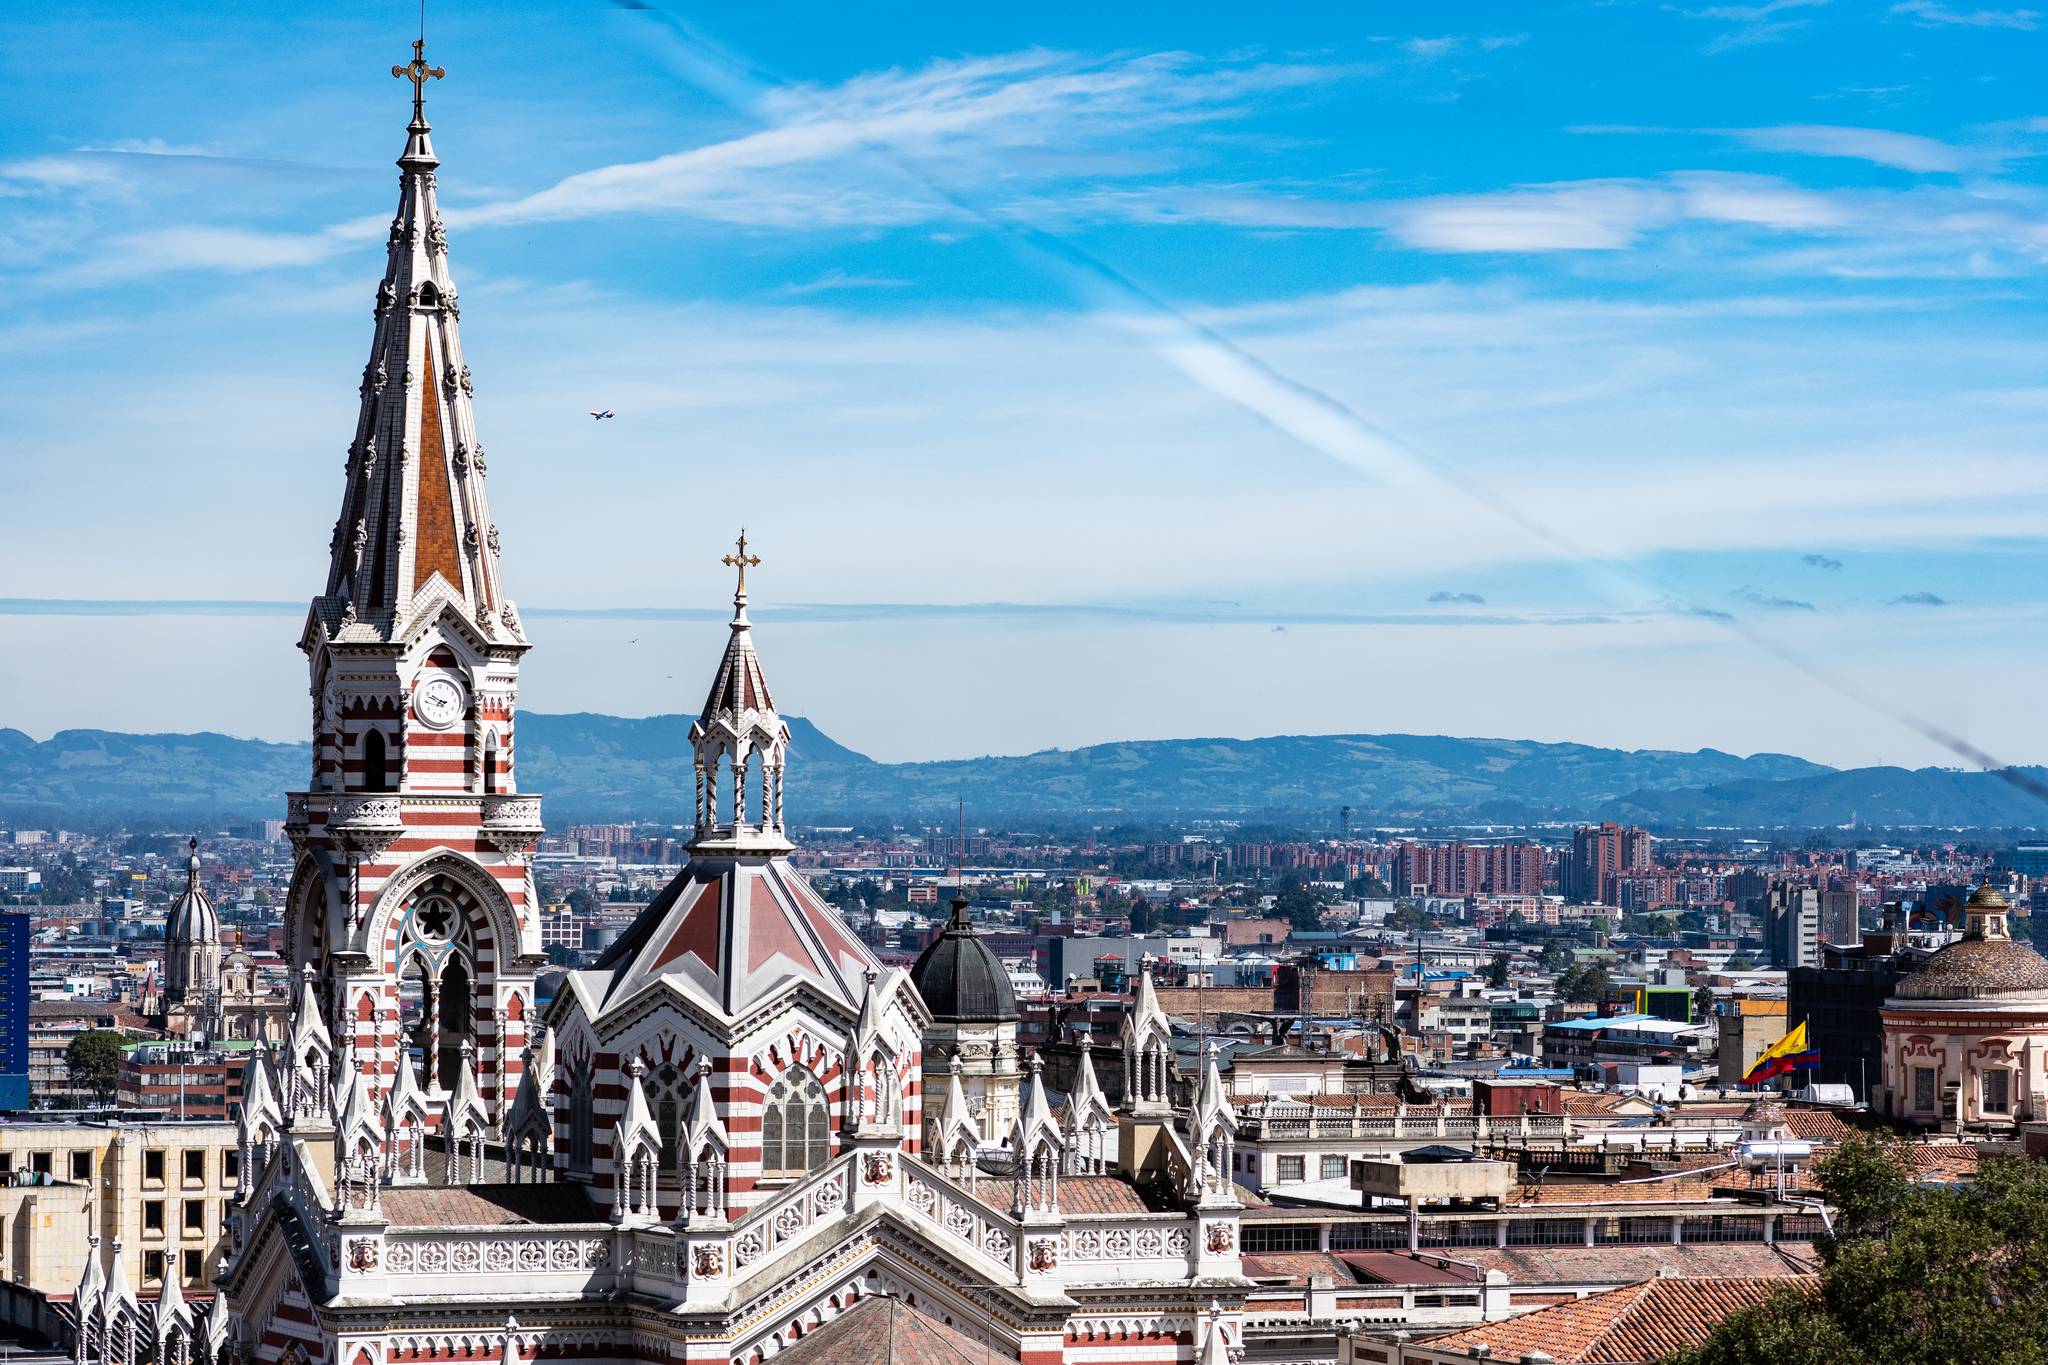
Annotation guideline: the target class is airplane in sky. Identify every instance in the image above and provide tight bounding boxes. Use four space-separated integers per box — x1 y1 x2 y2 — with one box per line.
588 409 614 420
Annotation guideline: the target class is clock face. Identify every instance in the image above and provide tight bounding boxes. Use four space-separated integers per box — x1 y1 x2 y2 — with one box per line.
416 677 464 729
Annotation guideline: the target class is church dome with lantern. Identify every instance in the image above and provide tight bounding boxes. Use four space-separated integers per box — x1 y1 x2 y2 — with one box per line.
910 892 1019 1024
1893 885 2048 1005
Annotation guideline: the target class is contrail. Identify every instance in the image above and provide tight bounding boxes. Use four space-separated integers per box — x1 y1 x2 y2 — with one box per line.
599 0 2048 807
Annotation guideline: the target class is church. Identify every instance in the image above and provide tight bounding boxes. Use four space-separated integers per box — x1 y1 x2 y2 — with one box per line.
64 46 1250 1365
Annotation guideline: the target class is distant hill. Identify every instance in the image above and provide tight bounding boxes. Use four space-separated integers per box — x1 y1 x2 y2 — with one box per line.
2 712 1970 830
3 712 2044 829
1606 765 2048 830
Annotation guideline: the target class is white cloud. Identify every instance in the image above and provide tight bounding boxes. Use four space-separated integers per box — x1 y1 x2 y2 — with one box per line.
1724 123 1968 173
1387 181 1672 252
1891 0 2040 28
459 50 1350 231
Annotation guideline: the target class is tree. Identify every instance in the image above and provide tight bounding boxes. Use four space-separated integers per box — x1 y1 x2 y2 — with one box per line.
566 887 602 918
1486 953 1511 988
1538 939 1568 972
66 1030 125 1100
1693 983 1717 1022
1128 896 1159 934
1667 1135 2048 1365
1275 885 1328 932
1727 953 1754 971
1554 963 1611 1003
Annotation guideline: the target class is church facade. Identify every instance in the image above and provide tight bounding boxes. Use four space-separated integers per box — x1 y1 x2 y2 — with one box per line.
62 49 1253 1365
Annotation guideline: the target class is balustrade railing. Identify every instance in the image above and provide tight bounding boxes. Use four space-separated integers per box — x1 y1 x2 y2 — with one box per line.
899 1155 1021 1270
1235 1104 1572 1143
727 1154 856 1274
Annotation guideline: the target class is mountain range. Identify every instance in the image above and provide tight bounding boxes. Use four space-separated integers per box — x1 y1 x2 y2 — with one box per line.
2 714 2045 831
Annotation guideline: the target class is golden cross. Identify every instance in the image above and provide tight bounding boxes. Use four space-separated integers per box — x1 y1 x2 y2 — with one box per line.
722 530 762 598
392 39 445 122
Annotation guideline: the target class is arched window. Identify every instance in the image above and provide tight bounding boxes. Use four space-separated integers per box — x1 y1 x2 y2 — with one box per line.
482 731 499 795
760 1068 829 1178
361 729 391 792
648 1062 682 1174
570 1071 594 1170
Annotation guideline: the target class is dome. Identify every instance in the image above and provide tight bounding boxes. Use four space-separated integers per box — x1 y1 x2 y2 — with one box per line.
1893 936 2048 1001
165 840 219 947
910 894 1018 1024
1894 883 2048 1003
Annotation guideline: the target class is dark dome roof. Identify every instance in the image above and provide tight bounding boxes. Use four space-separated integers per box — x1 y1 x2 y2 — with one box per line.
910 896 1018 1024
1894 936 2048 1001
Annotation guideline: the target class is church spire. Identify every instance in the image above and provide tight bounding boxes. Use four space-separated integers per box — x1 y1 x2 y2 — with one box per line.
688 532 793 854
317 39 520 646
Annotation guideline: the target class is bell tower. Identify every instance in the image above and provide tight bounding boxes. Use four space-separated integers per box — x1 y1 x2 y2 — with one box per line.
283 43 544 1120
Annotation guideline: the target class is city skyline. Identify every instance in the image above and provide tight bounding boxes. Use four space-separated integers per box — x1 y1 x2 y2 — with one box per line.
7 2 2048 769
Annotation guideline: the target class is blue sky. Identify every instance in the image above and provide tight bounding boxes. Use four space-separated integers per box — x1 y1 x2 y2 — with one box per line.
4 0 2048 769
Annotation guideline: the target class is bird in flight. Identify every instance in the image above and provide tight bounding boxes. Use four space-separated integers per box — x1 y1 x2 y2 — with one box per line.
588 409 615 420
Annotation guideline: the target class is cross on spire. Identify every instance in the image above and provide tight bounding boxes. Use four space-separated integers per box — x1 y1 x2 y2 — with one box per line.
392 39 445 123
722 530 762 601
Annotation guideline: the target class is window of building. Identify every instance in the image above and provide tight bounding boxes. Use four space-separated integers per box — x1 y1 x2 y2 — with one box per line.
362 730 392 792
143 1200 164 1233
1241 1223 1319 1254
183 1151 205 1183
69 1152 91 1181
570 1073 593 1170
222 1151 239 1184
760 1068 829 1178
1320 1154 1348 1181
1984 1069 2011 1115
143 1251 165 1283
29 1152 50 1176
182 1201 205 1235
181 1249 202 1284
1913 1066 1937 1112
144 1150 165 1183
1277 1156 1306 1183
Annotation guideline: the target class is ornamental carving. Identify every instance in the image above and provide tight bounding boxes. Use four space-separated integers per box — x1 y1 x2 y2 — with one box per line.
348 1238 378 1271
386 1241 417 1273
774 1205 806 1239
945 1204 974 1240
813 1180 845 1212
983 1227 1013 1259
485 1241 513 1272
451 1241 479 1273
906 1181 936 1215
1137 1228 1165 1257
583 1239 609 1268
692 1245 722 1277
861 1153 893 1186
1205 1223 1233 1254
1028 1238 1058 1273
734 1230 765 1267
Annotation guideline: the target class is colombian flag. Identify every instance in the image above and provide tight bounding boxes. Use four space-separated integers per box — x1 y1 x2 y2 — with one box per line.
1743 1021 1821 1084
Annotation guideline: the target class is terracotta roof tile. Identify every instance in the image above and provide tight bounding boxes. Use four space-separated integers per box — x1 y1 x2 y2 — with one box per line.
379 1184 600 1227
1419 1275 1811 1363
1240 1252 1359 1285
1335 1252 1483 1286
1451 1244 1818 1287
772 1294 1013 1365
1056 1175 1155 1216
1782 1109 1856 1142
